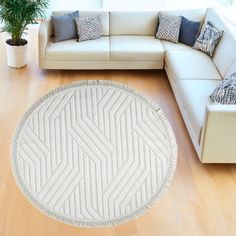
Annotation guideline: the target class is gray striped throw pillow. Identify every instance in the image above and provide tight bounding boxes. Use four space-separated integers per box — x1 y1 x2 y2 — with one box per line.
193 21 223 57
210 73 236 104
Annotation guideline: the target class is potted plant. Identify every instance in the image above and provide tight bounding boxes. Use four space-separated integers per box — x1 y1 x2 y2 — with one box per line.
0 0 49 68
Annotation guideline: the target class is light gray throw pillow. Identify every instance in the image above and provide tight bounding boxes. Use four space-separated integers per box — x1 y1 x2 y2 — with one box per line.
75 15 102 42
156 14 182 43
52 11 79 42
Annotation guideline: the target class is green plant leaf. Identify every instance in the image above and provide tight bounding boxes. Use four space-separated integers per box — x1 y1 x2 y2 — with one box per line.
0 0 49 45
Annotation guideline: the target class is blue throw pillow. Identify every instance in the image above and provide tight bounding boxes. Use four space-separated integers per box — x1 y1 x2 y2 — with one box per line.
179 16 200 47
52 11 79 42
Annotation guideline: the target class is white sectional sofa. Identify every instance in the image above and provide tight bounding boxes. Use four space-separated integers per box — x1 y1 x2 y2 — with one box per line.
39 8 236 163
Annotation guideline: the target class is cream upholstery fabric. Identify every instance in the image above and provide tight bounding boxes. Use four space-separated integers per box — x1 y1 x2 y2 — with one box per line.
176 79 221 144
205 8 236 77
42 61 164 70
165 65 201 156
159 9 205 22
110 11 158 35
46 37 109 61
161 41 193 51
165 50 222 82
110 36 164 61
39 19 52 68
52 10 109 36
225 61 236 77
201 105 236 163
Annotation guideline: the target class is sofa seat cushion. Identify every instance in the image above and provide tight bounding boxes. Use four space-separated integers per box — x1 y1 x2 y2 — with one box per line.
46 36 109 61
176 79 221 143
110 36 164 61
165 50 222 82
162 41 193 51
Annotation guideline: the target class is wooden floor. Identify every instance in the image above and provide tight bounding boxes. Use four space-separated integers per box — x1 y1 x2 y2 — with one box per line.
0 27 236 236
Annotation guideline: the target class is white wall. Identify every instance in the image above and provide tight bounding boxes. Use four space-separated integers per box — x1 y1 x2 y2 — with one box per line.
47 0 236 24
49 0 102 11
103 0 205 10
49 0 234 11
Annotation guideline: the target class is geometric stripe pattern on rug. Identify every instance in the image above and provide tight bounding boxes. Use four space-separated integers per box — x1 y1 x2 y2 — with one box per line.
12 80 177 227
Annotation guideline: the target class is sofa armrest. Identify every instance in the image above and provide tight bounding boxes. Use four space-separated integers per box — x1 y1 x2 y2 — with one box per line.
38 19 52 68
200 104 236 163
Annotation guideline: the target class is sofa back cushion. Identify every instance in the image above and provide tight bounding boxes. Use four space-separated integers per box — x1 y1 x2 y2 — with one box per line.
159 9 205 22
204 8 236 77
225 61 236 78
110 11 158 35
52 10 109 36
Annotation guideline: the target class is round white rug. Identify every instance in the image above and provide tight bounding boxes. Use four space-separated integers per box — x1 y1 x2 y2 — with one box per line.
12 80 177 227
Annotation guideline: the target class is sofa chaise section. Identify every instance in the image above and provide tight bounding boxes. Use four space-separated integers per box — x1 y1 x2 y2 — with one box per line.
164 8 236 163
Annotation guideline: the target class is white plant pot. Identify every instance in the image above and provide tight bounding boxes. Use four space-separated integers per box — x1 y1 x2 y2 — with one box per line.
5 41 28 68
